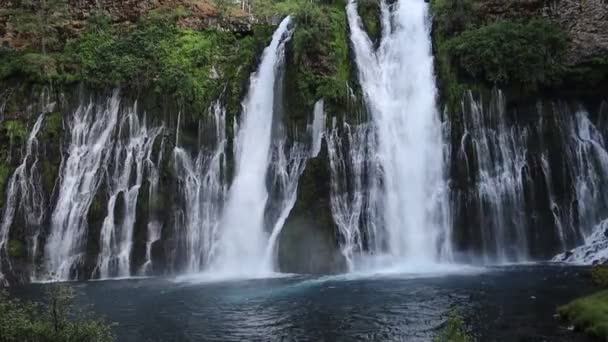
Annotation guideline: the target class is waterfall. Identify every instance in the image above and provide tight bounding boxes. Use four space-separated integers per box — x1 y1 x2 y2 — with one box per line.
459 91 529 262
210 16 294 276
0 114 46 284
140 135 166 275
94 107 161 279
453 90 608 263
173 101 228 273
327 118 381 270
263 139 308 269
44 92 121 281
310 99 326 158
346 0 451 266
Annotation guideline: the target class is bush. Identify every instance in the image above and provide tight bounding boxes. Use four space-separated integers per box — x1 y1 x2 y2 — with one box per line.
559 290 608 340
434 312 474 342
445 19 568 89
0 285 114 342
591 265 608 288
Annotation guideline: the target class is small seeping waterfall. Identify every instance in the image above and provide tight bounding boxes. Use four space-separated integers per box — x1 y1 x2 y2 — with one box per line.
94 108 162 279
0 114 46 284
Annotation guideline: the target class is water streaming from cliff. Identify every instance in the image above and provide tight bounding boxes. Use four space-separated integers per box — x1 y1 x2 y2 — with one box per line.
44 92 121 281
208 16 294 276
346 0 451 267
94 108 162 279
0 114 46 284
173 101 228 273
452 91 608 263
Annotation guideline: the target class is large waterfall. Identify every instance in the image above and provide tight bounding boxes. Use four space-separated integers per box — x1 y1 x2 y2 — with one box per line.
210 16 294 276
345 0 451 267
2 6 608 286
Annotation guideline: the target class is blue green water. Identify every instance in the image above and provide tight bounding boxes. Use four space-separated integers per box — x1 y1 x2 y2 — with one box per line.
14 265 595 341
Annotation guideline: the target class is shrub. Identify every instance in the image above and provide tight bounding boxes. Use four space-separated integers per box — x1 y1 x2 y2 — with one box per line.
434 312 474 342
0 285 114 342
445 19 568 89
591 265 608 288
559 290 608 340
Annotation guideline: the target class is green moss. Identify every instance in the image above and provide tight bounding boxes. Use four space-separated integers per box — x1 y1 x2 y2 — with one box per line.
1 10 271 119
2 119 28 144
0 163 10 209
591 265 608 288
559 290 608 340
358 0 381 41
42 112 63 139
7 240 25 259
434 312 474 342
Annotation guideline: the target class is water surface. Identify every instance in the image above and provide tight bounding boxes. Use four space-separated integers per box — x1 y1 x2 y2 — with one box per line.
14 265 595 341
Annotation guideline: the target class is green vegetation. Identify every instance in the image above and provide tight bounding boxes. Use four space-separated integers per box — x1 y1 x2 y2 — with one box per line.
434 312 474 342
358 0 381 41
7 240 25 259
446 20 567 89
2 119 28 146
4 0 70 53
430 0 580 108
0 6 272 117
591 265 608 288
559 290 608 340
0 286 113 341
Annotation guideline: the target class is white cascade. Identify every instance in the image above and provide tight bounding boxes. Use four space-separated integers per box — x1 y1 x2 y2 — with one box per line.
263 139 308 269
346 0 451 266
173 101 228 273
44 92 121 281
0 114 46 284
327 118 381 270
211 17 294 275
140 136 166 275
94 107 161 279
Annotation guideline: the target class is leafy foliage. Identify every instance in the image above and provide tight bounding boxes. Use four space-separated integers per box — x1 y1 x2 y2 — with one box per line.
431 0 475 38
0 286 113 341
559 290 608 340
592 265 608 288
445 19 568 89
434 312 474 342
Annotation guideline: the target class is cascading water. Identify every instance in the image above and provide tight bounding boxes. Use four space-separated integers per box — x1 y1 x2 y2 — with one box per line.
210 16 294 276
452 90 608 263
310 99 326 158
94 108 161 279
327 118 381 270
264 139 308 269
346 0 451 266
173 101 228 273
0 114 46 284
458 91 529 262
140 136 165 275
44 92 121 281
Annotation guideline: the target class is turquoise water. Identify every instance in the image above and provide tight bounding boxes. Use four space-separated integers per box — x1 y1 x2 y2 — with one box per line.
14 265 595 341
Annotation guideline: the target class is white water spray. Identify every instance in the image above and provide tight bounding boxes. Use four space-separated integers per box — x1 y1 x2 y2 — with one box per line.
346 0 451 266
94 108 161 279
0 114 46 284
44 92 120 281
211 17 294 275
